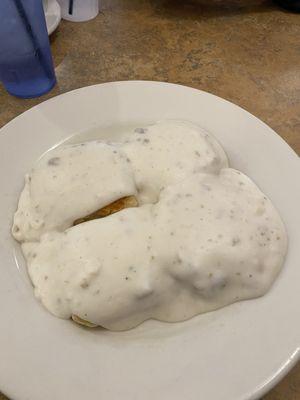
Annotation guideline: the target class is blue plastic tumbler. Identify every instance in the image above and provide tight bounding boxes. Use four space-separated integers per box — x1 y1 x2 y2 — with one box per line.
0 0 56 98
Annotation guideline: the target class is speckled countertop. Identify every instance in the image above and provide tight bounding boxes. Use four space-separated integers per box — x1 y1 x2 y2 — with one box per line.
0 0 299 399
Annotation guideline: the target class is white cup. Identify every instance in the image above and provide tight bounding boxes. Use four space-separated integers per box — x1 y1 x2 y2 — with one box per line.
57 0 99 22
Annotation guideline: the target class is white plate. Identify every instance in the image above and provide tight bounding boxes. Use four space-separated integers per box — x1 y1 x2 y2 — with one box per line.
0 81 299 400
43 0 61 35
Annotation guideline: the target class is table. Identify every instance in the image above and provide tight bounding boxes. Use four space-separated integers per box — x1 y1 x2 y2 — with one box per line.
0 1 299 399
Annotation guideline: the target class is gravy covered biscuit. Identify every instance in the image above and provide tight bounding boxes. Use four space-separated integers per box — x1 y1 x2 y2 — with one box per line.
12 120 287 331
22 206 156 330
21 170 286 330
123 120 228 203
12 141 137 242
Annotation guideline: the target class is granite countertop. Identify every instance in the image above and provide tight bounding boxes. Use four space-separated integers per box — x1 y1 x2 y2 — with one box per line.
0 0 299 399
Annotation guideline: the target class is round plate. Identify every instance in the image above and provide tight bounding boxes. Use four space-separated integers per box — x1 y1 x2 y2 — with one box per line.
0 81 299 400
44 0 61 35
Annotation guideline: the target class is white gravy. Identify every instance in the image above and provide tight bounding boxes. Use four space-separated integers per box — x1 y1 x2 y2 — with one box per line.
13 120 287 330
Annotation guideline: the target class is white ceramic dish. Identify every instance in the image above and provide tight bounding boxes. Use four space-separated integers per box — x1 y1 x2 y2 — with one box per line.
43 0 61 35
0 81 299 400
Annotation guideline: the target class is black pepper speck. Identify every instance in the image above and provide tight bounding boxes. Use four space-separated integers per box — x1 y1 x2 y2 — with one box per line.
48 157 60 166
135 127 148 134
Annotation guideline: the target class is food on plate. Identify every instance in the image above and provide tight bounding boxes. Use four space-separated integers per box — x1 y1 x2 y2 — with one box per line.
12 141 137 242
71 314 98 328
12 120 287 331
123 120 228 203
73 195 138 226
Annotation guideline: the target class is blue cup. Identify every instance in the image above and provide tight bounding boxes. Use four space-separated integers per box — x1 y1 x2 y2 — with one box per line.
0 0 56 98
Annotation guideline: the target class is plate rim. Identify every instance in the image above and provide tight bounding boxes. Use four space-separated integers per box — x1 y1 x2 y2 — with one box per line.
2 80 299 160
